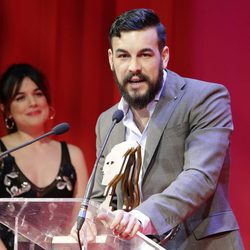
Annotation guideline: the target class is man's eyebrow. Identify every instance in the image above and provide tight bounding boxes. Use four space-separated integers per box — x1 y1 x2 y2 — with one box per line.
139 48 154 53
115 48 154 54
115 49 128 53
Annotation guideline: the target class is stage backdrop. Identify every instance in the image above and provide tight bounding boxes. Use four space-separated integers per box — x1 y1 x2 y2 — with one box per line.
0 0 249 248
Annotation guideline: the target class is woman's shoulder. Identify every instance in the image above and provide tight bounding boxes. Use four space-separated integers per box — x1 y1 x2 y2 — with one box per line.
66 143 84 158
0 134 16 148
1 134 11 141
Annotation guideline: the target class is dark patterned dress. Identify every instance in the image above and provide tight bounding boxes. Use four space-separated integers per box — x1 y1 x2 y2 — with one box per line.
0 140 77 249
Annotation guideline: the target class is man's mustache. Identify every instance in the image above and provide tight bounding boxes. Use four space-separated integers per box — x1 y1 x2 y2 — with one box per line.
123 73 149 85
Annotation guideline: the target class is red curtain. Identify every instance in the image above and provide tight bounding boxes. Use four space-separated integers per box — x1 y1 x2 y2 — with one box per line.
0 0 249 248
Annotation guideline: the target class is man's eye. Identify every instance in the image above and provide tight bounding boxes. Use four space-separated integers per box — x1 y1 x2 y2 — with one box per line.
118 54 129 58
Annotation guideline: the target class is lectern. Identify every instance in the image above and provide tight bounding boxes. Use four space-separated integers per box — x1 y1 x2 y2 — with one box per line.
0 198 164 249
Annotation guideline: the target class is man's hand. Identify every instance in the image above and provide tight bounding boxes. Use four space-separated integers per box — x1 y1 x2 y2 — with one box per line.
97 209 142 239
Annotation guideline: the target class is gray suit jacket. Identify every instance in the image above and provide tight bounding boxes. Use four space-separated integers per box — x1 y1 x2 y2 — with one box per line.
91 70 242 249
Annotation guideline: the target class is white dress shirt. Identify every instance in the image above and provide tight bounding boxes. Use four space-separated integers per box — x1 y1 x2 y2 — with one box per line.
117 70 167 235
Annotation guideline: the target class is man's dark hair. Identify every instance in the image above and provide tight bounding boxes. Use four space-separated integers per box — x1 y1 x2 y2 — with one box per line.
109 8 166 51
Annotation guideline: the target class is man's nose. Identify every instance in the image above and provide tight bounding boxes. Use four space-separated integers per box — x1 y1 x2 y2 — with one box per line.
128 58 142 73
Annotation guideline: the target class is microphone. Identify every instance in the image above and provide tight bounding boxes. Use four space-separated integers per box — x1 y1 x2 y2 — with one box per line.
77 109 124 231
0 122 70 160
51 122 70 135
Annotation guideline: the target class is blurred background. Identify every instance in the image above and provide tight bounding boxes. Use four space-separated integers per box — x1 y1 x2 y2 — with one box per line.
0 0 249 248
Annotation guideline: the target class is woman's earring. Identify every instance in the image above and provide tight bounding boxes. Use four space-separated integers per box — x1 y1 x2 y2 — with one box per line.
4 117 15 130
49 106 56 120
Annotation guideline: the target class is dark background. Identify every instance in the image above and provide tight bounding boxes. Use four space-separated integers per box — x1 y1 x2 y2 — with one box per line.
0 1 249 248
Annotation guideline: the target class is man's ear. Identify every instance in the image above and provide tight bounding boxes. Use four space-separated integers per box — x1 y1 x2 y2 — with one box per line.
108 49 114 71
161 46 170 69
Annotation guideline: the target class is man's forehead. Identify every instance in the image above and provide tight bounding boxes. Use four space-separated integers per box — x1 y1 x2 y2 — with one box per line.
111 27 158 48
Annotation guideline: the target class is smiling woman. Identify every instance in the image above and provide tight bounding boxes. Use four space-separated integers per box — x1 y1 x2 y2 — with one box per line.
0 63 88 249
5 77 50 133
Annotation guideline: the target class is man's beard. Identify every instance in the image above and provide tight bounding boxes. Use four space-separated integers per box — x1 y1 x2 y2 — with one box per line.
113 66 163 110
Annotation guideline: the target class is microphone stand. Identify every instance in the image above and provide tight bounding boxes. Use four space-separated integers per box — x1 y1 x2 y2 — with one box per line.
76 119 118 231
76 109 123 250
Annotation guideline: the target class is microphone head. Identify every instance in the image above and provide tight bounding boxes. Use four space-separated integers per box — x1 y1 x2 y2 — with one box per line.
51 123 70 135
112 109 124 123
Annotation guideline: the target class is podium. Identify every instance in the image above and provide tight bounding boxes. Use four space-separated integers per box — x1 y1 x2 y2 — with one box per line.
0 198 164 250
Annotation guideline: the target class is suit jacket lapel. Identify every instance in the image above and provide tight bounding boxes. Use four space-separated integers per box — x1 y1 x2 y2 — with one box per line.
142 70 186 180
109 117 126 148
